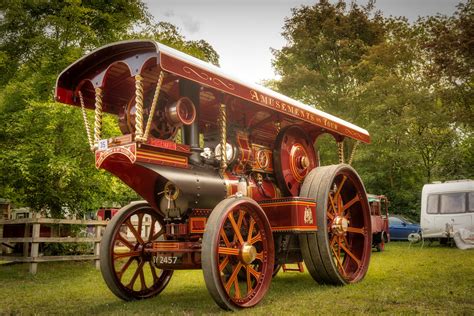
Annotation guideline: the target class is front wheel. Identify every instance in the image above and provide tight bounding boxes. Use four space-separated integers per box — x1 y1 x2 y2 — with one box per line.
202 197 274 310
100 202 173 300
299 164 372 285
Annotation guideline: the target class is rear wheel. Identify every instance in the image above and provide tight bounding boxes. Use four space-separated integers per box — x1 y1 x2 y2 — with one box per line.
100 202 173 300
202 197 274 310
299 164 371 284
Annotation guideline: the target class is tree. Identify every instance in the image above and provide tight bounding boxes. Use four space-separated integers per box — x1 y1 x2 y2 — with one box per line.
272 0 473 215
272 0 384 121
131 21 219 65
0 1 220 216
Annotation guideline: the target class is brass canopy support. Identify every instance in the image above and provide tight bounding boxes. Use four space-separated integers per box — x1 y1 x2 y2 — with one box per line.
140 71 166 142
348 141 360 165
134 74 144 141
337 141 345 164
219 103 227 174
78 91 94 151
94 87 103 148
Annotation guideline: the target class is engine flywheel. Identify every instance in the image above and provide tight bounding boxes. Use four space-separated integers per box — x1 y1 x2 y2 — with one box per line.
273 125 318 196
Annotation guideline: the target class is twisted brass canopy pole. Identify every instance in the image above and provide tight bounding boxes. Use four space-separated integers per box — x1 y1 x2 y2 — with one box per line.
219 103 227 174
141 71 165 142
348 141 360 165
337 141 345 164
94 87 103 147
134 74 144 141
78 91 94 151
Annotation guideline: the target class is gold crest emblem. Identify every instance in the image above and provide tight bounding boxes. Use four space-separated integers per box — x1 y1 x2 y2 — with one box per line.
304 206 313 224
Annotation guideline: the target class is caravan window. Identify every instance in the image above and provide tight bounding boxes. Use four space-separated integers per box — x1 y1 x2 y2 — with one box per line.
427 195 439 214
440 193 465 214
469 192 474 212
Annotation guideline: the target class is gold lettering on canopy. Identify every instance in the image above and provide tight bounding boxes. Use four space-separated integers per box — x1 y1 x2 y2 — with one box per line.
249 90 338 131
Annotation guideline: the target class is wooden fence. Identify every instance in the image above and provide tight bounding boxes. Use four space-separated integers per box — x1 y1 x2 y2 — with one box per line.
0 218 108 274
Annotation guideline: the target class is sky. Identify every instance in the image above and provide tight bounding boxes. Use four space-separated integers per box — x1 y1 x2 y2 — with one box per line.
144 0 462 84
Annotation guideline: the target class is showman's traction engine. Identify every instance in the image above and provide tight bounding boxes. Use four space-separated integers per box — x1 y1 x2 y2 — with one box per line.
55 40 372 310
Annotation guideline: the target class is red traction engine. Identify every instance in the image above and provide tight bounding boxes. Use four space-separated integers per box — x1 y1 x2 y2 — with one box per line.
55 40 372 310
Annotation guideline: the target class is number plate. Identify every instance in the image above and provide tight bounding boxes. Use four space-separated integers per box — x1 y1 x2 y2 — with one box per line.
153 255 179 265
98 139 108 151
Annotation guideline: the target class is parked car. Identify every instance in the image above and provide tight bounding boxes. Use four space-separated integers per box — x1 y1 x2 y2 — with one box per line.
388 215 421 240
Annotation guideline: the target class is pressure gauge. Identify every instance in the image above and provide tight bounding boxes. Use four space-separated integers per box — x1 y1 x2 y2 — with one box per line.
215 142 236 163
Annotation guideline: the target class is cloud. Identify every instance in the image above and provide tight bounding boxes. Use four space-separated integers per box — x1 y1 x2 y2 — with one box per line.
163 10 174 17
181 15 200 33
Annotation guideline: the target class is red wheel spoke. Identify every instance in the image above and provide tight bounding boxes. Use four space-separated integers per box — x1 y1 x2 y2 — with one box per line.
116 257 134 281
113 250 141 260
335 176 347 200
218 247 239 256
126 219 144 244
328 194 338 216
219 256 230 272
246 266 253 293
151 226 164 241
330 235 338 248
250 232 262 245
327 212 335 220
247 218 255 242
220 230 231 247
342 195 360 214
237 209 245 232
247 265 261 280
331 244 346 276
339 242 361 267
116 233 135 249
139 264 146 290
346 226 365 235
337 195 343 216
343 236 351 249
255 252 264 262
149 261 159 282
234 277 241 299
137 213 144 238
225 262 243 294
148 217 156 242
228 213 244 244
127 259 145 289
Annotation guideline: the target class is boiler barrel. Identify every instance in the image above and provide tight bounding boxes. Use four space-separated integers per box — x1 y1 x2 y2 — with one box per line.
139 162 228 210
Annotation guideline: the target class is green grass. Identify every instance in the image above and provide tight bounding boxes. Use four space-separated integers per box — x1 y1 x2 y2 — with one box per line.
0 242 473 315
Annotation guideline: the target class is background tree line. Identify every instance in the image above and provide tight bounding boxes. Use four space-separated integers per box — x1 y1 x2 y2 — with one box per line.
0 0 472 218
272 0 473 217
0 1 218 217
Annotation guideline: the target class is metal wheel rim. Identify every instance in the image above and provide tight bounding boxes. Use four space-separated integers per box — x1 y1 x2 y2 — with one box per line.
101 204 173 299
214 203 272 306
325 169 371 282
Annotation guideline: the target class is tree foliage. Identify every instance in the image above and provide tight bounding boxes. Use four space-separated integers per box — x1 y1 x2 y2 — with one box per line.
0 1 220 216
273 0 473 215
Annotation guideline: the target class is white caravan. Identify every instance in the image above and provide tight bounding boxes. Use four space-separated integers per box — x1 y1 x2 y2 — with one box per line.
420 180 474 246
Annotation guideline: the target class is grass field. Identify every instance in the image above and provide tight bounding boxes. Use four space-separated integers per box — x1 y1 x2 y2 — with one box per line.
0 242 473 315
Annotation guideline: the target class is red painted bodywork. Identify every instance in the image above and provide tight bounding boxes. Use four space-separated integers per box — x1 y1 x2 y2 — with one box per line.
54 40 372 272
369 195 390 240
260 198 317 232
96 208 119 221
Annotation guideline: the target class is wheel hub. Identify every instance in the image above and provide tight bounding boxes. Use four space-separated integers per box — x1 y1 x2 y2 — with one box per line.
332 216 349 236
298 155 310 169
240 242 257 264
